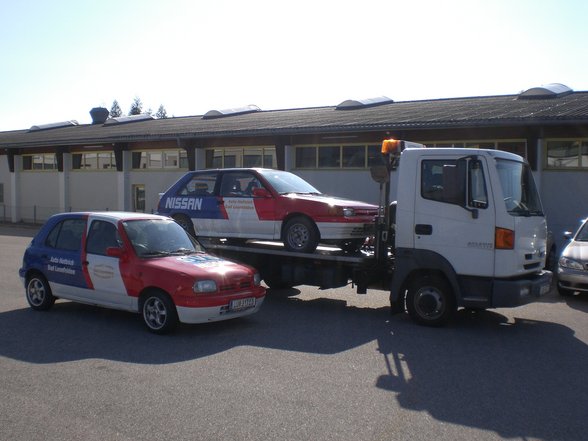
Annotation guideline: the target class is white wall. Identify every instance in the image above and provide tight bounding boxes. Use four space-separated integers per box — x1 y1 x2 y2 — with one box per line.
18 171 61 221
69 171 118 212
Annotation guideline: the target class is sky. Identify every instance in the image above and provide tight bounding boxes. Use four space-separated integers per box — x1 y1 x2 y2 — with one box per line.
0 0 587 131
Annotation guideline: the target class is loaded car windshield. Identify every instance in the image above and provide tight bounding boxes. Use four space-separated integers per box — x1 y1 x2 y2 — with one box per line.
496 159 543 216
258 169 321 195
122 219 204 256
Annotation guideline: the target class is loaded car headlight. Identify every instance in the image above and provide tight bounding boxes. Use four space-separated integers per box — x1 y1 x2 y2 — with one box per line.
342 208 355 217
558 256 585 270
253 272 261 286
193 279 217 293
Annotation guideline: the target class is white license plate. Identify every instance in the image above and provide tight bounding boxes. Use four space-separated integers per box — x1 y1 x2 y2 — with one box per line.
229 297 256 311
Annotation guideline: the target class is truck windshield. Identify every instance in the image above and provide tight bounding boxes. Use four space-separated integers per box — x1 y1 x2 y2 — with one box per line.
496 159 543 216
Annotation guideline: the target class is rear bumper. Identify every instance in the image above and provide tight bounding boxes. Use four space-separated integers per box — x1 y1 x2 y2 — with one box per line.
492 270 552 307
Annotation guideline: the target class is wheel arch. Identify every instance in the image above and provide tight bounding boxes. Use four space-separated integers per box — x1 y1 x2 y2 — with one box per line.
390 248 461 311
280 212 319 241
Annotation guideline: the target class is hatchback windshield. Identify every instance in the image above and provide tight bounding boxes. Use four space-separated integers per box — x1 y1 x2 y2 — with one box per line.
496 159 543 216
122 219 204 256
258 169 321 195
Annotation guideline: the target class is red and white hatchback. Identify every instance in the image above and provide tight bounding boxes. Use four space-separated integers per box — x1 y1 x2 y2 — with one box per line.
157 168 378 253
19 212 265 334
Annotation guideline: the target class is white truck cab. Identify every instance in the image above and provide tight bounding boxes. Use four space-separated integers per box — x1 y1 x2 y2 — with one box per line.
386 142 552 324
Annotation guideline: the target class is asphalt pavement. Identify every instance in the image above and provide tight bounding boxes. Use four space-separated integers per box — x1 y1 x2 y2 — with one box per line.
1 225 587 441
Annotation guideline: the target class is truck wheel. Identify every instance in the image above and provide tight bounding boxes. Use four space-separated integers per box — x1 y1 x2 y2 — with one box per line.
283 216 319 253
141 291 179 334
173 214 196 237
406 274 455 326
26 273 56 311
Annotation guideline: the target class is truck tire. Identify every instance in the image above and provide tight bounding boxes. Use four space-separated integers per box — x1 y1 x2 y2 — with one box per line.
173 214 196 238
283 216 319 253
406 274 456 326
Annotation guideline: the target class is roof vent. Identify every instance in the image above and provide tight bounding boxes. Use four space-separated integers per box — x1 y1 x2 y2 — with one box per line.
518 83 573 100
202 104 260 119
29 120 79 132
104 114 154 125
336 96 393 110
90 107 109 124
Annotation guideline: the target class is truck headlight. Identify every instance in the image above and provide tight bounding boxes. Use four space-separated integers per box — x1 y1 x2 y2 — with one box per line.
193 280 217 293
342 208 355 217
559 256 584 270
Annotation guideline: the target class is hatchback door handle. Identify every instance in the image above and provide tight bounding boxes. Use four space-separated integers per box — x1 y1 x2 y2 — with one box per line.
415 224 433 235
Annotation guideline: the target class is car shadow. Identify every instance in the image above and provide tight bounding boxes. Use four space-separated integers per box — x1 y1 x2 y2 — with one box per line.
1 290 586 440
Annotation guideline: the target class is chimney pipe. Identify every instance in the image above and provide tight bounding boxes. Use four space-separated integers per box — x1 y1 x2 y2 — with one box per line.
90 107 109 125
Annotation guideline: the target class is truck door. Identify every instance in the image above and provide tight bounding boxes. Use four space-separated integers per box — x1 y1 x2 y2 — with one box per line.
413 155 495 278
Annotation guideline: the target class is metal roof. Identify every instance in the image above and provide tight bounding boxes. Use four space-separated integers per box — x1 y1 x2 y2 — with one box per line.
2 91 588 149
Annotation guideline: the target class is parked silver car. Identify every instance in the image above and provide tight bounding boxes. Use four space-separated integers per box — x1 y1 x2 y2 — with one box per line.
557 217 588 296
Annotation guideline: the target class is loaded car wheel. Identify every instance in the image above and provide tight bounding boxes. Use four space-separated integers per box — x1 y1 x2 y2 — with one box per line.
406 274 456 326
141 291 179 334
283 216 320 253
173 214 196 237
26 273 56 311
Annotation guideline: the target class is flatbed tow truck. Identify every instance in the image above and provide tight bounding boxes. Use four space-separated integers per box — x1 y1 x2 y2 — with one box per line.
202 140 552 326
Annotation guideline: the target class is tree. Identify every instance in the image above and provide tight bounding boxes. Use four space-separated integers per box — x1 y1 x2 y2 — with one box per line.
128 97 143 115
110 100 122 118
156 104 168 119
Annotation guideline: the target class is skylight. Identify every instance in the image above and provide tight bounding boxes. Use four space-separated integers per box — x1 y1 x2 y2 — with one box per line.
335 96 393 110
104 114 154 125
518 83 573 99
202 104 261 119
29 120 79 132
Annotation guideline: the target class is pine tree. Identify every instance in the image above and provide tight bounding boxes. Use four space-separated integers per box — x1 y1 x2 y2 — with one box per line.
129 97 143 115
156 104 168 119
110 100 122 118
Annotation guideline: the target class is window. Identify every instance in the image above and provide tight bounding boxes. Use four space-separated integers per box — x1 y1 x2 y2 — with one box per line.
179 172 217 196
72 152 115 170
86 220 122 255
133 185 145 212
546 140 588 169
421 160 465 205
0 183 4 204
220 172 262 197
204 147 276 169
45 218 86 251
22 154 57 171
131 150 188 169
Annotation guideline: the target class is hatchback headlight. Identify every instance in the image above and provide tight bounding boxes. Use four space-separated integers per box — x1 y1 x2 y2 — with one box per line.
342 208 355 217
559 256 585 270
193 279 217 293
253 272 261 286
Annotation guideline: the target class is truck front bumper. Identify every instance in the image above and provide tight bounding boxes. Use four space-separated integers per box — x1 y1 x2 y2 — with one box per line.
492 270 552 307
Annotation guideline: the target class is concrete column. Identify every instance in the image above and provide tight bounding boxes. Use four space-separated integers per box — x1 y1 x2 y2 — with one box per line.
117 150 131 211
59 153 71 212
283 145 292 171
10 156 21 223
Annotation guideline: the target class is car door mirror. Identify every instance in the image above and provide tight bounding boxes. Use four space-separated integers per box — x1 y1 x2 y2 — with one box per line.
106 246 126 259
252 187 271 198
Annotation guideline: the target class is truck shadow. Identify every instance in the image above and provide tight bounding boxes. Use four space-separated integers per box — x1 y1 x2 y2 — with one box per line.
376 309 587 440
0 290 586 440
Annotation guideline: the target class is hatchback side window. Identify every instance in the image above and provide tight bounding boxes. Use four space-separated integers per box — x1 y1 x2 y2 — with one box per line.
46 219 86 251
86 220 122 255
220 172 261 197
179 172 217 196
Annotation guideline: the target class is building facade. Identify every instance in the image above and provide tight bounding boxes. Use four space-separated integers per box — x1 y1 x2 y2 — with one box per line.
1 85 587 250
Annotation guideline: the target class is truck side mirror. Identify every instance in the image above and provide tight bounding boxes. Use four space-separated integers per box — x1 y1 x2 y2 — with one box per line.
370 165 389 184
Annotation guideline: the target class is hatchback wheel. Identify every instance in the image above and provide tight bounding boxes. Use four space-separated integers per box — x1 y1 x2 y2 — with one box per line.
26 274 55 311
141 291 179 334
